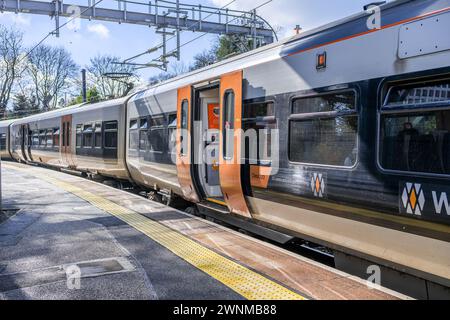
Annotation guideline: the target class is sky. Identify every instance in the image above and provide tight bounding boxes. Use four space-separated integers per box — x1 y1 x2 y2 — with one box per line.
0 0 393 82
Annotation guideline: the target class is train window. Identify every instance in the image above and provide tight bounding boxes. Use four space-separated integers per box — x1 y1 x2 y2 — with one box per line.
32 131 39 148
168 114 177 156
0 133 6 151
140 118 148 129
149 116 165 153
39 130 46 147
129 119 138 151
130 119 138 130
385 79 450 106
223 90 235 160
83 124 93 148
94 122 102 148
243 101 276 165
139 130 148 151
53 128 60 148
243 101 275 119
66 123 70 147
180 100 189 156
289 91 358 167
292 93 355 114
76 125 82 148
104 121 118 149
380 80 450 175
62 123 66 147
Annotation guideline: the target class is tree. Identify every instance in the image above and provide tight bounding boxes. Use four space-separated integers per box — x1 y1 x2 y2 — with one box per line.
69 86 101 105
190 48 217 71
216 35 253 61
26 45 78 111
87 55 138 100
0 26 23 118
10 93 39 118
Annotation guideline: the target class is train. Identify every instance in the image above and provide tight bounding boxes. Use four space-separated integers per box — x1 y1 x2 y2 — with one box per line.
1 0 449 299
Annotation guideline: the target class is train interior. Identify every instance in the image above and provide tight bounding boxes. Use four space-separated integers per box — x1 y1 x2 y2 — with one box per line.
193 86 224 202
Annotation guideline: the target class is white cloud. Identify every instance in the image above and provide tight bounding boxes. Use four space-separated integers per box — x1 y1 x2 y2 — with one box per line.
0 12 31 26
87 23 110 39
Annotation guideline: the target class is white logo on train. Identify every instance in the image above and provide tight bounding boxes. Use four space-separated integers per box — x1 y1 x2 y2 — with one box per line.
311 173 325 198
401 183 425 216
401 183 450 216
432 191 450 215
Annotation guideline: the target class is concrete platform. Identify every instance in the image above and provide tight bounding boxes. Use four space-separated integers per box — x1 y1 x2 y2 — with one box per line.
0 162 408 300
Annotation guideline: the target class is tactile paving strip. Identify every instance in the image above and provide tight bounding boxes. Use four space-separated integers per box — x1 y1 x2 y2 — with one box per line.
6 164 306 300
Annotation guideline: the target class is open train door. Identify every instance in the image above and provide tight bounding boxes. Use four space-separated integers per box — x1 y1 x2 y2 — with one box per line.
61 115 74 168
219 71 251 218
176 86 200 203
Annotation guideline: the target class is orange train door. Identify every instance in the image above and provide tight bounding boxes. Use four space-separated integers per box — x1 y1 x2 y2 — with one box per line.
176 86 200 202
219 71 252 218
61 115 74 167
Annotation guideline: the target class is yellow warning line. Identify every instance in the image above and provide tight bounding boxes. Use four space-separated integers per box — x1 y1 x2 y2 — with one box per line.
5 163 306 300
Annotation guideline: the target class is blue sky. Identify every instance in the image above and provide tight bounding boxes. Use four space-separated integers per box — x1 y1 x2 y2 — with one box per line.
0 0 391 81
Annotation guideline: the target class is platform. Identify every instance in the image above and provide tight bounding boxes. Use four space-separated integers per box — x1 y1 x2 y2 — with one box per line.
0 162 408 300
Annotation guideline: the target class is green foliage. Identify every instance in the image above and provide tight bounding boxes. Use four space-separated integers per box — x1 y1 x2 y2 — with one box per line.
69 87 101 106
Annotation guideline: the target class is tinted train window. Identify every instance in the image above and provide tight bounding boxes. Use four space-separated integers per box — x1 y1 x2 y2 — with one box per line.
168 114 177 156
149 116 164 153
53 128 60 148
39 130 46 147
94 123 102 148
104 121 118 149
0 133 6 150
243 101 276 165
289 91 358 167
83 124 93 147
32 131 39 148
129 119 138 150
76 125 82 147
385 80 450 106
380 80 450 174
223 91 235 160
180 100 189 156
139 118 148 151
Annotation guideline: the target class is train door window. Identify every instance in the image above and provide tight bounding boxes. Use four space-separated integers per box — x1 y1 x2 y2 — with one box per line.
32 131 39 148
104 121 118 149
39 130 46 147
289 91 358 167
76 125 82 148
149 116 165 153
66 123 70 147
53 128 60 148
223 90 235 160
83 124 93 148
62 123 66 147
139 118 148 151
94 122 102 148
180 100 188 156
129 119 138 150
380 79 450 174
168 114 177 157
46 129 53 148
243 101 276 165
